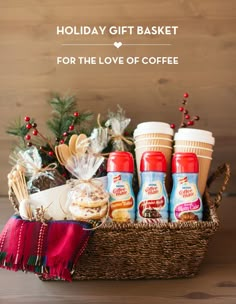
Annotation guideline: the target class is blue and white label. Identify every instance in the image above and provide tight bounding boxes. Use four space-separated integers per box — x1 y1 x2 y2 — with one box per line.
170 173 203 222
137 172 169 223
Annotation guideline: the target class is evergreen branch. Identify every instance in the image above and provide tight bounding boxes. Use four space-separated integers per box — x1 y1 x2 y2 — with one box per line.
49 95 76 116
77 111 93 122
46 94 93 138
6 117 29 138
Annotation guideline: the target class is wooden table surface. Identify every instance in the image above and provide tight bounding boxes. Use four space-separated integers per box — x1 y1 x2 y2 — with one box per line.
0 196 235 304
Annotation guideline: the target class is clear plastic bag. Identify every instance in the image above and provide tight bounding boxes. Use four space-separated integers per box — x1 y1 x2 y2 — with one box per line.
65 153 109 222
105 106 132 151
18 147 66 193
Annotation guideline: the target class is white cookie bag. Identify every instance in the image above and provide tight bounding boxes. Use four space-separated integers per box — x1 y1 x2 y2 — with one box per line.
63 134 109 223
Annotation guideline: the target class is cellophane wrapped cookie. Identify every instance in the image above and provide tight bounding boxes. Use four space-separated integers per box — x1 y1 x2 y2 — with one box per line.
60 133 109 224
17 147 66 193
66 153 109 223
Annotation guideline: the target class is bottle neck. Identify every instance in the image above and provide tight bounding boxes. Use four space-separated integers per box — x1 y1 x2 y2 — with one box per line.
172 172 198 183
140 171 165 183
107 171 133 179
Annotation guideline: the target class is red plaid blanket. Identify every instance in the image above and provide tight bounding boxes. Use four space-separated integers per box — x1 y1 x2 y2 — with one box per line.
0 215 92 281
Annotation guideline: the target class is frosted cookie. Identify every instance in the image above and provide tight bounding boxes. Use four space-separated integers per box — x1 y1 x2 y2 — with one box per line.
74 191 109 208
69 202 108 221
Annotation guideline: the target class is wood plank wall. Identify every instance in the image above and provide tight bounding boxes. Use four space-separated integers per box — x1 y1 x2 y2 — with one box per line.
0 0 235 195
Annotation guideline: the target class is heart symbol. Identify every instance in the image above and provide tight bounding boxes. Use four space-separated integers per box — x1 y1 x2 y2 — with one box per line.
114 42 122 49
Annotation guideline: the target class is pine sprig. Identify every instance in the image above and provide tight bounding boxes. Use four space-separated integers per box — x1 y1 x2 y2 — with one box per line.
46 94 93 139
7 117 31 138
49 94 76 116
6 117 35 148
47 95 76 138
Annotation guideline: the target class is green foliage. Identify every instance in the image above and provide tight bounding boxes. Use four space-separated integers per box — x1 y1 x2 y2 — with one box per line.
46 94 93 139
7 117 30 138
6 118 35 148
6 94 94 171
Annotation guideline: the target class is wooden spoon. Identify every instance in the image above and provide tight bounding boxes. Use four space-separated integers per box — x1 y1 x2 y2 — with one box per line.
55 146 64 165
75 134 89 155
57 144 72 165
69 134 78 155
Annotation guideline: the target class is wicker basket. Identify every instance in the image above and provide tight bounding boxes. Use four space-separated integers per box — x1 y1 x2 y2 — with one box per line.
9 163 230 280
72 163 230 280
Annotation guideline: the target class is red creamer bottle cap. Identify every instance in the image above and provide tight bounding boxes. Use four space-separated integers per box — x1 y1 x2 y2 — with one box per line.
172 152 199 173
140 151 167 172
107 151 134 173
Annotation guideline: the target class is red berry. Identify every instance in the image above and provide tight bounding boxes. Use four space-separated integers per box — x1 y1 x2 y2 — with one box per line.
69 125 74 131
179 107 184 112
187 120 194 126
63 132 68 137
60 139 65 144
24 116 30 122
183 92 189 98
25 134 31 141
170 123 175 129
62 173 67 178
48 151 54 157
185 114 190 120
73 111 79 117
26 123 32 129
32 129 38 136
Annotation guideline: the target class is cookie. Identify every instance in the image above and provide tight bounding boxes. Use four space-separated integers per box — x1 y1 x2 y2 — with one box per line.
72 189 109 208
76 195 109 208
69 202 108 221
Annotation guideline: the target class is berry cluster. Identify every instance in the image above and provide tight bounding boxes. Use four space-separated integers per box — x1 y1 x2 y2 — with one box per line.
55 111 80 145
23 111 80 152
170 93 200 129
23 116 55 157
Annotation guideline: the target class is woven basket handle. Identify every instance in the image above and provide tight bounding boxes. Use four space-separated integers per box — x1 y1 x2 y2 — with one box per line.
206 163 231 209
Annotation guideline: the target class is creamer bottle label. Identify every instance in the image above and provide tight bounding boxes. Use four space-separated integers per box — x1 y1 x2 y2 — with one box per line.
137 179 168 223
171 175 202 222
108 173 135 223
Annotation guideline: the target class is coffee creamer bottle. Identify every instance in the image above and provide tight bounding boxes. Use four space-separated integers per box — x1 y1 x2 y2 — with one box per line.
107 152 135 223
170 152 203 222
137 151 169 223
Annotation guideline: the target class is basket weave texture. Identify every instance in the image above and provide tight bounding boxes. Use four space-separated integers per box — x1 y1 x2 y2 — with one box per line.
9 163 230 280
72 163 230 280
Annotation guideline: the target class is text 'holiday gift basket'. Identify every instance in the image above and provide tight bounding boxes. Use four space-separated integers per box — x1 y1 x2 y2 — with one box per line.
0 93 230 281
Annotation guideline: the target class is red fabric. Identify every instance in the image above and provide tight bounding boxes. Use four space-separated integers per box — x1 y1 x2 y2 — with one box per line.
0 215 92 281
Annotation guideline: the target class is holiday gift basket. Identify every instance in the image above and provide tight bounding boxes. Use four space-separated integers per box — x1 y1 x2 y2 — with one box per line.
1 93 231 281
7 162 230 280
